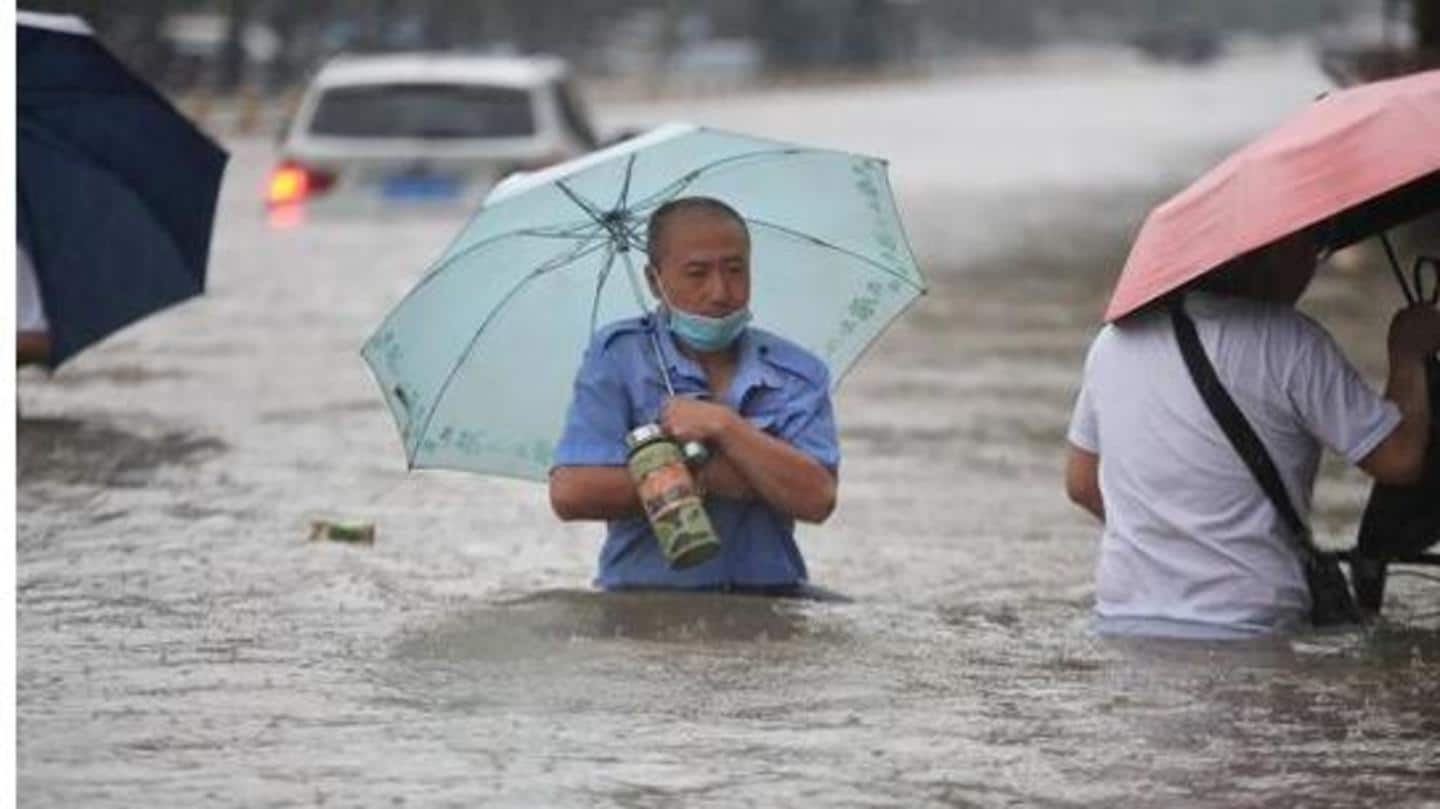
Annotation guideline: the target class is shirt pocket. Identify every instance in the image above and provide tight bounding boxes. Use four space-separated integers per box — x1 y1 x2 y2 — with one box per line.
742 385 793 435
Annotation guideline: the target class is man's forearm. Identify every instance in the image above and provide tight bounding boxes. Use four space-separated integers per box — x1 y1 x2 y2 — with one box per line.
549 466 643 521
1370 304 1440 484
1381 350 1432 481
696 454 757 500
710 420 836 523
17 331 49 367
1064 445 1105 524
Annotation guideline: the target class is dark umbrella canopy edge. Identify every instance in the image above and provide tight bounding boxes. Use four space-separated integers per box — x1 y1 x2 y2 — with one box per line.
17 19 228 367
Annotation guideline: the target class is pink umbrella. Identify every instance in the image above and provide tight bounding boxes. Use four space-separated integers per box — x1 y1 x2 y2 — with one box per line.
1106 69 1440 322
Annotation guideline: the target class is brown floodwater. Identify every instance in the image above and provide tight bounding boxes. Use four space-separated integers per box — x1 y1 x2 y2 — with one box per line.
17 41 1440 807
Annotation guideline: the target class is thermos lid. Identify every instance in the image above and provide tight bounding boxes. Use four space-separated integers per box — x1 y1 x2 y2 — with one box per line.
625 423 667 451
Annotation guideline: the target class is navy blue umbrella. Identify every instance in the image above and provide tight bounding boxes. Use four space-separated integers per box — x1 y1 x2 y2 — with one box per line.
17 13 228 368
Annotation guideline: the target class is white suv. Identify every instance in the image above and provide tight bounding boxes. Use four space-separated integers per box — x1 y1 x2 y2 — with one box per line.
268 53 598 213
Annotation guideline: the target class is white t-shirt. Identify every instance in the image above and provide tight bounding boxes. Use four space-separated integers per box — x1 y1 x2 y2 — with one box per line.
1068 292 1400 637
17 243 48 332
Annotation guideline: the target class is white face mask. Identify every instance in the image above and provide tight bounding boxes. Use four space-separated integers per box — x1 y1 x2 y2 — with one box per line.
651 273 751 352
667 305 752 352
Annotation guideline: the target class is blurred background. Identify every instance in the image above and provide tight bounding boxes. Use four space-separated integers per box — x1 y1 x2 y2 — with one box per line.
19 0 1438 125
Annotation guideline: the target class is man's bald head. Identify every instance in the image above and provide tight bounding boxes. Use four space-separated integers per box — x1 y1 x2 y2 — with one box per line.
645 197 749 268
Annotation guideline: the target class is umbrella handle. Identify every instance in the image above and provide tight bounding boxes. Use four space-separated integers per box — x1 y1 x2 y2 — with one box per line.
643 318 677 397
1414 256 1439 307
1379 232 1417 304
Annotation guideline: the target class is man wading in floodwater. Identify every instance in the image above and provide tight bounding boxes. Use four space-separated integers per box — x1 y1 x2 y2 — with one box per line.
1066 232 1440 638
549 197 840 593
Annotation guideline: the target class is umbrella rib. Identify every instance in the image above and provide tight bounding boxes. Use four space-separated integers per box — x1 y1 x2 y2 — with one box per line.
626 148 811 212
615 154 638 212
620 248 677 398
555 180 609 227
530 222 608 238
744 217 925 291
378 224 605 332
590 242 619 335
1379 232 1418 303
620 243 654 312
412 166 599 288
621 228 648 256
414 238 612 450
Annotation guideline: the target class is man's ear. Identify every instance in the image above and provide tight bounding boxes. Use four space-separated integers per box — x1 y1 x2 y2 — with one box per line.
645 264 662 300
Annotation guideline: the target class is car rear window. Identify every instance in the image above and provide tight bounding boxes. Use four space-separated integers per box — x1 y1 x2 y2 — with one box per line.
308 83 537 139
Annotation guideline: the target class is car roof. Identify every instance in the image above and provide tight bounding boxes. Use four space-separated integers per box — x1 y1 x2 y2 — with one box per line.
311 53 570 89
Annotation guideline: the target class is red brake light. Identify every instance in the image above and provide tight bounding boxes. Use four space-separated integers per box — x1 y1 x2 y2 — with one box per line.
266 160 336 206
267 164 308 205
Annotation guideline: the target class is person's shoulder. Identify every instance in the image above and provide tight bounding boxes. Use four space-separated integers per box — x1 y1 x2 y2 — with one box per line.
1184 292 1317 340
1073 320 1131 380
574 317 654 378
590 315 652 354
1239 298 1334 348
1196 295 1346 380
1284 306 1333 341
1189 291 1310 327
749 327 830 387
1090 311 1151 354
1091 320 1126 345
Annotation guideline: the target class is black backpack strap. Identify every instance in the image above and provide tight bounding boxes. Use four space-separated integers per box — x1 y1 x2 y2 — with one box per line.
1167 297 1312 550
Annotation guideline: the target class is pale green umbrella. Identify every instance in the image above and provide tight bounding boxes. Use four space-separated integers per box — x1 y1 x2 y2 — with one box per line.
362 122 925 480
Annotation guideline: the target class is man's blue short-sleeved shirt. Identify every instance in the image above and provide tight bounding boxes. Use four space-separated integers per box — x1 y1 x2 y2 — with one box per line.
552 315 840 590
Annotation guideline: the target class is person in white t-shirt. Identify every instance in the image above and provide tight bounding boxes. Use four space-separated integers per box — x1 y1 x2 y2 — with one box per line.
1065 232 1440 638
17 243 51 367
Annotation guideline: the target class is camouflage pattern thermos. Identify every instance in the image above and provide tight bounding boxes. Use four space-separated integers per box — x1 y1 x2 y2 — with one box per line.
625 424 721 568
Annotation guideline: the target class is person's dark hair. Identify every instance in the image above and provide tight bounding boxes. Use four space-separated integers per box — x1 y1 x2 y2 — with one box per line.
645 196 749 267
1194 256 1252 295
1194 228 1318 298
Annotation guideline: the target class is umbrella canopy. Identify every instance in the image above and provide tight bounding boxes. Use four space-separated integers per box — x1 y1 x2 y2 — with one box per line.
363 122 925 480
17 11 228 367
1106 68 1440 322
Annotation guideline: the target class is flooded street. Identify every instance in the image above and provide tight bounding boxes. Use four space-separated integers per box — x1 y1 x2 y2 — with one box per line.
17 41 1440 807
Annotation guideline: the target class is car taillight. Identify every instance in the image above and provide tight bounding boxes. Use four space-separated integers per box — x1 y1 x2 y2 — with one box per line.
266 160 335 206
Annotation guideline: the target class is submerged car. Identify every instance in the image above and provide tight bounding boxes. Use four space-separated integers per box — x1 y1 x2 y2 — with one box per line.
267 53 598 214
